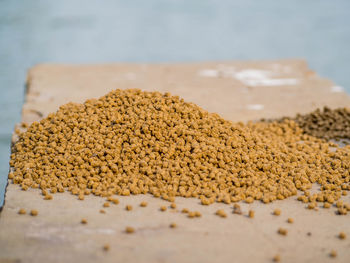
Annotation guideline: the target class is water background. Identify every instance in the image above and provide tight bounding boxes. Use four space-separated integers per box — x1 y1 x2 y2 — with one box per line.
1 0 350 206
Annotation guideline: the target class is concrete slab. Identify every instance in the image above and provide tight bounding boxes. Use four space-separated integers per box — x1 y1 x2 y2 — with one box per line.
1 60 350 263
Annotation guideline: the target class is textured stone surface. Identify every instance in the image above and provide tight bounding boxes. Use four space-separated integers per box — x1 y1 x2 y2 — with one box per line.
1 60 350 263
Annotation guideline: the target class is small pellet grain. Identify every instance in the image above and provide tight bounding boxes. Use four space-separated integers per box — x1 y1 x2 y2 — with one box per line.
215 209 227 218
125 226 135 234
103 244 110 251
339 232 346 240
18 208 26 215
272 254 281 262
277 228 287 236
330 250 337 258
30 210 38 216
140 201 148 207
273 209 281 216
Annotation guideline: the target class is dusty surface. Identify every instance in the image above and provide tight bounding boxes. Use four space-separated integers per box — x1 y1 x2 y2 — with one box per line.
1 60 350 263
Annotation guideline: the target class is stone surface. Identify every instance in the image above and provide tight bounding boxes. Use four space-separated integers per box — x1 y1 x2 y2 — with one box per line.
1 60 350 263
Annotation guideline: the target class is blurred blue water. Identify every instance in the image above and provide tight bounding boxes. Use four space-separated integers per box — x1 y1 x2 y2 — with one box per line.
1 0 350 206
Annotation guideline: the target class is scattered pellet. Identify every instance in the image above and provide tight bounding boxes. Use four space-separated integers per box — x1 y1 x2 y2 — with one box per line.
125 226 135 234
103 244 110 251
233 204 242 215
194 211 202 217
81 218 88 224
272 254 281 262
248 210 255 218
170 203 176 209
188 212 196 218
103 202 110 208
345 203 350 211
338 232 346 240
30 210 38 216
329 250 337 258
277 228 287 236
111 198 119 205
99 209 106 214
323 202 331 209
169 223 177 228
337 207 348 215
18 208 26 215
273 209 281 216
307 203 316 210
140 201 148 207
160 206 167 212
126 205 133 211
182 208 189 214
215 209 227 218
336 201 343 208
44 194 53 200
287 218 294 224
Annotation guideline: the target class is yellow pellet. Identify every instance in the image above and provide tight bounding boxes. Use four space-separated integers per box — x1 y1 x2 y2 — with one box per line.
140 201 148 207
215 209 227 218
273 209 281 216
272 254 281 262
112 198 119 205
18 208 26 215
277 228 287 236
125 226 135 234
160 206 167 212
248 210 255 218
81 218 88 224
170 223 177 228
182 208 189 214
194 211 202 217
324 202 331 209
103 244 110 251
30 210 38 216
339 232 346 240
126 205 133 211
287 218 294 224
329 250 337 258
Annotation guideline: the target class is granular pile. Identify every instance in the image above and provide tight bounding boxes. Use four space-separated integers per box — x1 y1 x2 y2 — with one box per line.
264 107 350 142
9 89 350 206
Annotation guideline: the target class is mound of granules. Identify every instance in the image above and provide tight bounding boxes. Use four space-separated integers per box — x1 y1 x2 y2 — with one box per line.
265 107 350 142
9 89 350 205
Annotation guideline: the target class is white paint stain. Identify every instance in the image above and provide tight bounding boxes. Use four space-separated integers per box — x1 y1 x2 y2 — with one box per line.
198 67 299 86
198 69 219 77
230 69 298 86
246 104 264 110
331 86 344 93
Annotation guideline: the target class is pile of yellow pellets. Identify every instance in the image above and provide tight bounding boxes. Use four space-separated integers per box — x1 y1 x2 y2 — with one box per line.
8 89 350 213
